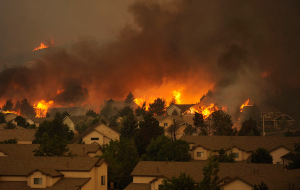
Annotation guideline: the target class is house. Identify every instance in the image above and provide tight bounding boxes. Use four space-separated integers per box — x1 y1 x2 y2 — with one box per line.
166 104 195 116
63 116 86 132
154 116 189 139
0 144 102 157
125 161 300 190
70 123 120 145
180 136 299 164
48 107 88 117
260 112 295 129
0 156 108 190
31 117 53 128
4 113 18 122
0 129 36 144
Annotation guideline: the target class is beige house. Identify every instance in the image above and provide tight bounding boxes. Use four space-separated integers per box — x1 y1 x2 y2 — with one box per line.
154 116 189 139
70 123 120 145
0 156 108 190
0 129 36 144
166 104 195 116
0 144 102 157
63 115 86 132
125 161 300 190
180 136 299 164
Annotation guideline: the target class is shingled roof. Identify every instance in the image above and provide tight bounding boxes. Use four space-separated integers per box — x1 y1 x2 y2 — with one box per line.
166 104 195 113
131 161 300 190
0 129 36 142
180 136 299 152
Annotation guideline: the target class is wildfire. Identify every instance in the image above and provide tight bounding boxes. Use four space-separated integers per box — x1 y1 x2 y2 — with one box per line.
172 90 181 104
56 89 65 95
2 110 20 115
33 100 54 118
240 99 252 112
185 103 225 119
33 40 54 51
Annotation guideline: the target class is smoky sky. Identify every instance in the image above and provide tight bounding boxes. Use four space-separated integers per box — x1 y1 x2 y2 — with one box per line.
0 0 300 116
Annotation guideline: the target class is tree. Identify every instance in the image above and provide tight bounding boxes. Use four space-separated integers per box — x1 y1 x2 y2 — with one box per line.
198 155 221 190
100 99 118 119
172 109 179 116
119 106 134 117
34 133 69 156
238 117 260 136
146 135 191 161
4 121 16 129
194 112 206 135
252 181 269 190
61 111 70 119
215 148 235 163
2 99 13 111
250 147 273 164
288 142 300 169
0 139 17 144
20 99 35 118
86 109 98 117
160 173 197 190
167 119 179 141
101 138 139 190
184 124 197 135
0 113 6 124
135 101 147 117
148 98 166 116
35 112 74 143
211 110 236 136
120 113 138 138
14 116 29 128
133 114 164 155
125 92 134 104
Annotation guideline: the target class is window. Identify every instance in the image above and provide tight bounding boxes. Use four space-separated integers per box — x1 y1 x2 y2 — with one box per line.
91 137 99 140
101 175 105 185
197 152 204 158
34 178 42 185
164 123 168 127
232 153 239 158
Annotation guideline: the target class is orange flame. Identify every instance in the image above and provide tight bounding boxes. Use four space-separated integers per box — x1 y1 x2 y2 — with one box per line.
2 110 21 116
33 100 54 118
172 90 181 104
56 89 65 95
240 99 252 112
33 40 54 51
184 103 225 119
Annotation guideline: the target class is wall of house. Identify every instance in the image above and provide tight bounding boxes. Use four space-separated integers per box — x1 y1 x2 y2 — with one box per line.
133 176 155 183
97 162 108 190
159 118 174 128
63 118 75 132
231 147 243 162
0 151 8 156
222 179 252 190
103 136 111 145
151 178 164 190
271 147 291 164
83 131 104 145
5 114 17 122
27 171 47 188
0 176 27 181
193 147 210 160
242 152 251 161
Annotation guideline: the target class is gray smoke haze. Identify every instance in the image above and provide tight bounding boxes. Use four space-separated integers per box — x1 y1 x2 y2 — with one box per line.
0 0 300 120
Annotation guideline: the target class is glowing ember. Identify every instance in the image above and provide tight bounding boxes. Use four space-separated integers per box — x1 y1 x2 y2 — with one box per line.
240 99 252 112
34 100 54 118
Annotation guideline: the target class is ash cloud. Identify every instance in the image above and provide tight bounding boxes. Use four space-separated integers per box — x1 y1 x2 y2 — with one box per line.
0 0 300 118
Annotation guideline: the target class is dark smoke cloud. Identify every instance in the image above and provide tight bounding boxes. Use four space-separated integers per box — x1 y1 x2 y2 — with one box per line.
0 0 300 120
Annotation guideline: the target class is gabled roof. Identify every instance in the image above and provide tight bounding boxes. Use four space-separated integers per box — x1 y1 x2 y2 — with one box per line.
273 114 295 121
0 157 104 176
166 104 195 113
180 136 299 152
124 183 151 190
0 129 36 142
130 161 300 190
63 116 86 124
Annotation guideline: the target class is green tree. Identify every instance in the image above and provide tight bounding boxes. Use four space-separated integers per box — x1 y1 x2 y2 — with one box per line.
135 101 147 117
14 116 29 128
133 114 164 155
211 110 236 136
125 92 134 104
0 112 6 124
101 138 139 190
35 112 74 143
0 139 17 144
252 181 269 190
86 109 98 118
4 121 16 129
119 106 134 117
167 119 179 141
194 112 206 135
120 113 138 138
184 124 197 135
250 147 273 164
288 142 300 169
148 98 166 116
20 99 35 118
198 155 221 190
2 99 13 111
34 133 69 156
146 135 171 161
160 173 197 190
238 117 260 136
216 148 235 163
